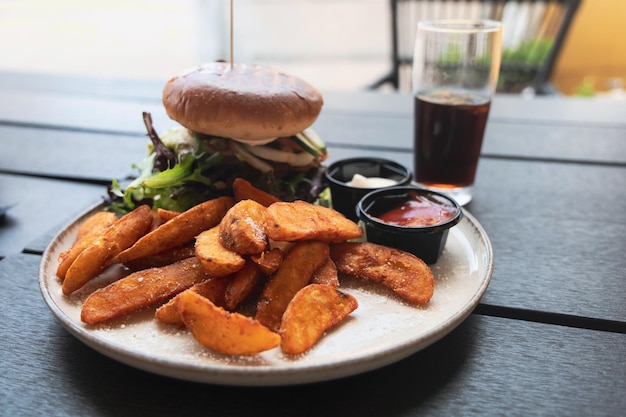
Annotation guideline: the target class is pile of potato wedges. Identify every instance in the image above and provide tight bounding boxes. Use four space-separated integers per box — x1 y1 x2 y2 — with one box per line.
57 178 434 356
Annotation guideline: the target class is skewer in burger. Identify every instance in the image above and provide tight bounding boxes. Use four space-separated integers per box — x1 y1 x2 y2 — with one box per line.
108 62 328 213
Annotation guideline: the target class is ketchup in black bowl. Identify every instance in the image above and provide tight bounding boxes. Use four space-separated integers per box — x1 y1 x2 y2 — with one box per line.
372 190 458 227
357 186 462 263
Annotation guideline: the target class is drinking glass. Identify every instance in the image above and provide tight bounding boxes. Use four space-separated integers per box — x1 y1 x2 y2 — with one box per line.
412 19 502 206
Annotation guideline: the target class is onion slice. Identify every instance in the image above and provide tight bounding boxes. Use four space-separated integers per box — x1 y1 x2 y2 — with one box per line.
229 142 273 173
242 144 315 167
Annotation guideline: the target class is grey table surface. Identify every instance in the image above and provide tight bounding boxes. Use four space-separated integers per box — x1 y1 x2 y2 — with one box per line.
1 71 625 417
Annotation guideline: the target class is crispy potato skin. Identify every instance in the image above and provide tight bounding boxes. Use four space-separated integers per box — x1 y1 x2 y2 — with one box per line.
155 276 230 325
114 197 234 264
310 258 339 288
63 205 153 295
219 200 268 255
122 243 195 271
265 201 363 242
330 242 435 304
195 226 246 277
255 241 330 331
232 178 280 207
224 260 265 311
177 291 281 356
56 211 118 280
250 247 284 276
81 257 208 324
280 284 358 355
156 208 181 223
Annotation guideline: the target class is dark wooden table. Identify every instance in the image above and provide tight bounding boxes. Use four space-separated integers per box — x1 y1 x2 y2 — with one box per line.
1 71 625 416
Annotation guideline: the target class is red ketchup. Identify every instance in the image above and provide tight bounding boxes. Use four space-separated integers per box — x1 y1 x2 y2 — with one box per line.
374 191 457 227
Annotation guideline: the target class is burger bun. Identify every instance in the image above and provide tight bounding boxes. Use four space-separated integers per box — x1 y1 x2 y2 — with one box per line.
162 62 323 143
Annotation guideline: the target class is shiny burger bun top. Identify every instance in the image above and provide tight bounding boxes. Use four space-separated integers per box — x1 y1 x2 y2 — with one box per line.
162 61 324 143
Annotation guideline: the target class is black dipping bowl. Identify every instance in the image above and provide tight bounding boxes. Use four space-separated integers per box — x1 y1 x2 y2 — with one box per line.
357 186 463 263
325 158 412 222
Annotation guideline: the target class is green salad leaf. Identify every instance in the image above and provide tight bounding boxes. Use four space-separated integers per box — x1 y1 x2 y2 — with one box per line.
105 113 328 214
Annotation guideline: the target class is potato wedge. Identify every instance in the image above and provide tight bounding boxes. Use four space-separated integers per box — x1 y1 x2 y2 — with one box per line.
62 205 153 295
56 211 118 280
75 212 118 242
255 241 330 331
114 196 234 264
219 199 268 255
310 258 339 287
155 276 230 325
250 247 283 276
265 201 363 242
330 242 435 304
232 177 280 207
81 257 208 324
177 291 280 356
224 260 264 311
280 284 358 355
157 208 181 223
122 243 195 271
195 226 246 277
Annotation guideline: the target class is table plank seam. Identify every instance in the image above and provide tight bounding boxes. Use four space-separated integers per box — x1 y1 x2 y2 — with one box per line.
22 248 44 256
0 169 127 185
482 153 626 168
327 143 626 168
490 117 626 130
0 119 145 138
475 303 626 334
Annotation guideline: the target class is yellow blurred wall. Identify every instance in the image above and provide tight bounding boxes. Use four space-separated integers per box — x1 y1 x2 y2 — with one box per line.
553 0 626 95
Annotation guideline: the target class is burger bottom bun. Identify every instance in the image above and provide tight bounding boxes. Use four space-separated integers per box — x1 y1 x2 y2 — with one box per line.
162 62 324 143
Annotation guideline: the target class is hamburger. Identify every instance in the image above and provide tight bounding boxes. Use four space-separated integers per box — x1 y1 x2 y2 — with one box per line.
108 62 328 213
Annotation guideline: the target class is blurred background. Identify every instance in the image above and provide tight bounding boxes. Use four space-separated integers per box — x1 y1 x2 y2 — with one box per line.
0 0 624 97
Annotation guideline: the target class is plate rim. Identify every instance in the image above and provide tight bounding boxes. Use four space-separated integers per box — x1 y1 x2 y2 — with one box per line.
39 203 493 386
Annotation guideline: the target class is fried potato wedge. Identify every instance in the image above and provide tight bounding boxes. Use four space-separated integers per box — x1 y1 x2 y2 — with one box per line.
122 243 195 271
280 284 358 355
62 205 153 295
255 241 330 331
81 257 207 324
177 291 281 356
114 196 234 264
310 258 339 288
157 208 181 223
224 260 264 311
56 211 118 280
330 242 435 304
250 247 283 276
195 226 246 277
232 177 280 207
265 201 363 242
75 211 118 242
155 276 230 325
219 199 268 255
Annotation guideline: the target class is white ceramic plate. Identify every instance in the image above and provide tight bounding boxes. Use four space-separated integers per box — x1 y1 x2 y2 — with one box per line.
39 202 493 386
